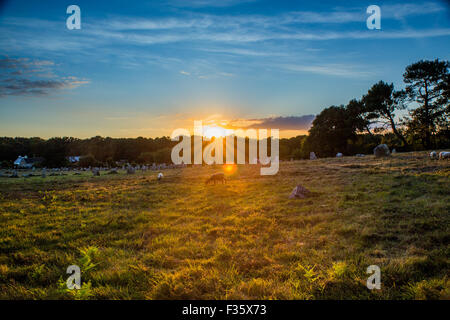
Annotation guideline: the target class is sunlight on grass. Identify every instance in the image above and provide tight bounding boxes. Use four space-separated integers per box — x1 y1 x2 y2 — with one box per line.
0 151 448 299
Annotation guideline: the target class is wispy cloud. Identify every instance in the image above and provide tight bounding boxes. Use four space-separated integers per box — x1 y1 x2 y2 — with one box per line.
286 2 445 23
229 115 315 131
200 47 288 57
0 57 88 97
280 63 375 78
101 3 447 31
382 2 444 18
0 2 448 82
3 3 449 50
166 0 258 8
0 57 54 75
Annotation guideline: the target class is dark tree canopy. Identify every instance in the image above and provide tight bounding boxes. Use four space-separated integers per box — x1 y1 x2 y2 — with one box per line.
304 105 360 157
1 59 449 166
403 59 449 148
302 60 449 157
362 81 408 146
346 99 371 135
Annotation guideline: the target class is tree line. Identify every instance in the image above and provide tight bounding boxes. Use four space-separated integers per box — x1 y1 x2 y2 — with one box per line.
0 136 175 168
302 59 449 157
0 59 448 168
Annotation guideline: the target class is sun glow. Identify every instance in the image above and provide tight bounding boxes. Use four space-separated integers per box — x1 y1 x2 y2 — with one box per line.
223 163 237 175
202 125 228 139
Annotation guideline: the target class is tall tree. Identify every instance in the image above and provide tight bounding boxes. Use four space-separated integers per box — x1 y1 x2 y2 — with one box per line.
304 105 360 157
346 98 374 136
403 59 449 148
362 81 408 146
436 73 450 132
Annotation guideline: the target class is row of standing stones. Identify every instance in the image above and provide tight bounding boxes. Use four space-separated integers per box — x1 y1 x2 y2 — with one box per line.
2 165 171 179
309 144 393 160
298 145 388 199
295 144 449 199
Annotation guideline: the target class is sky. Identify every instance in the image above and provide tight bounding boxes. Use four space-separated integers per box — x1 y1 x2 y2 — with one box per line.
0 0 449 138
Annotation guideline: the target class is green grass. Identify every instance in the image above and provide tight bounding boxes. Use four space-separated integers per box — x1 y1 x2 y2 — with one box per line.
0 151 449 299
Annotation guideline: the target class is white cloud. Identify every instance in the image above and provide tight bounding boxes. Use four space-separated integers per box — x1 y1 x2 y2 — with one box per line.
1 2 448 81
280 63 374 78
0 57 89 97
166 0 258 8
2 2 449 52
96 3 447 33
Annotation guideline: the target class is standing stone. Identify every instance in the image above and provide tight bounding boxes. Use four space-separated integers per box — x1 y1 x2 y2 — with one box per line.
336 153 343 158
42 168 46 178
310 152 317 160
373 144 390 158
289 185 311 199
108 168 118 174
92 168 100 176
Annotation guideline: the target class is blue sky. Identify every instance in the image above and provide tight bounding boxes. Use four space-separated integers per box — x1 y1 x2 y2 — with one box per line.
0 0 449 138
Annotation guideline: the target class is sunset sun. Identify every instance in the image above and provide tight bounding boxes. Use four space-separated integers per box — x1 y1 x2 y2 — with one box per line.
0 0 448 305
202 125 228 139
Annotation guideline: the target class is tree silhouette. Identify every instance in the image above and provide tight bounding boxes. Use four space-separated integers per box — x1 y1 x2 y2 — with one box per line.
305 105 360 157
403 59 449 148
362 81 408 146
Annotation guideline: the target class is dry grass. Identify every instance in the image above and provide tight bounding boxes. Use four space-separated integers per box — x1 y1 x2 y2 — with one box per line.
0 151 449 299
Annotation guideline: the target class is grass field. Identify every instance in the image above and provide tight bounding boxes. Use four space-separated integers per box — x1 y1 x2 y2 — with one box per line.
0 152 449 299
